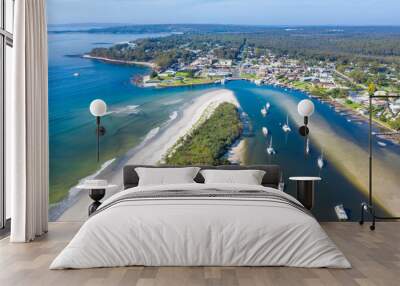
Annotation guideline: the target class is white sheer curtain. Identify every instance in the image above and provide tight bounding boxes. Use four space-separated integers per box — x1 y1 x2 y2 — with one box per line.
7 0 49 242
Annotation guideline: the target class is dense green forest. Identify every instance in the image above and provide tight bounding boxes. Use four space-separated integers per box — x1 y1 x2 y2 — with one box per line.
165 103 242 165
89 26 400 69
245 33 400 64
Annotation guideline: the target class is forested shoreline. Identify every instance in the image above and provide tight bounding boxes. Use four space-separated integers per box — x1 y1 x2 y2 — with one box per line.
165 103 242 166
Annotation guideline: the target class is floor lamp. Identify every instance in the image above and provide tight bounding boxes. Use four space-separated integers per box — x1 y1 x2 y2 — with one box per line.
359 84 400 230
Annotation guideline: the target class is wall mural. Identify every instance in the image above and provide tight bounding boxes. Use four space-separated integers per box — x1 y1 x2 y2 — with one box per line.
47 8 400 222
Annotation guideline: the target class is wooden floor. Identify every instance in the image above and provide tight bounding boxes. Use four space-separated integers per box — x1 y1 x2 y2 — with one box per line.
0 222 399 286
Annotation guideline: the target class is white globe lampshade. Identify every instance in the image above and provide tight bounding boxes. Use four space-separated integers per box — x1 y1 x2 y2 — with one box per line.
89 99 107 117
297 99 315 117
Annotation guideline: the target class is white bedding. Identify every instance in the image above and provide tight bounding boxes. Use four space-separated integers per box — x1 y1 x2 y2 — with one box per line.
50 183 351 269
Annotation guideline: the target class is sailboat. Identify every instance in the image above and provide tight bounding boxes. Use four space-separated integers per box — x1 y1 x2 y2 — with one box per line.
261 107 267 116
305 138 310 155
267 137 276 155
282 115 291 132
262 127 269 136
317 151 325 169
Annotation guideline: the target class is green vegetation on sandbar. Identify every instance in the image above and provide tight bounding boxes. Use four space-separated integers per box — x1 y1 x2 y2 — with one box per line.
165 102 242 165
240 73 259 80
158 77 216 87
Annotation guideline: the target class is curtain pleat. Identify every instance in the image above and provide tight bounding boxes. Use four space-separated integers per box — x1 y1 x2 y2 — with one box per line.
9 0 49 242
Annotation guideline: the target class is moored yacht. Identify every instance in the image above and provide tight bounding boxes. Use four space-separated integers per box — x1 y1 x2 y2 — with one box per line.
318 151 325 169
261 107 267 116
306 138 310 154
282 115 291 132
377 141 387 147
267 137 276 155
262 127 269 136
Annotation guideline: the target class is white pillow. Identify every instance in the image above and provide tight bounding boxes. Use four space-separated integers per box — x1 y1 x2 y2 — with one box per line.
135 167 200 186
200 169 266 185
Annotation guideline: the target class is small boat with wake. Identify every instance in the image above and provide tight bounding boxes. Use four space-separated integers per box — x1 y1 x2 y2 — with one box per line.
267 137 276 155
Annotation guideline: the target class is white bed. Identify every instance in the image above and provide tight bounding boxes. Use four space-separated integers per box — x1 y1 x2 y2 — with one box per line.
50 183 351 269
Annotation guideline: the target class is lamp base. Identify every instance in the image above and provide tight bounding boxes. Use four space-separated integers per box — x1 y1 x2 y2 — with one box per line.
88 189 106 216
359 202 400 231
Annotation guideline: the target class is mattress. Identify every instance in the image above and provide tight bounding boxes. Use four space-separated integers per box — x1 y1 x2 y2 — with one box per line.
50 183 351 269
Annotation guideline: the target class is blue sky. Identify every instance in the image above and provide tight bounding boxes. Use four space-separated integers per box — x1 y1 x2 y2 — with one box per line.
47 0 400 26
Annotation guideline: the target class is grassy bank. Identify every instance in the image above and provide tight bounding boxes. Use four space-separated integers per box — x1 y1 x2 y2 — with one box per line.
158 78 216 87
165 102 242 165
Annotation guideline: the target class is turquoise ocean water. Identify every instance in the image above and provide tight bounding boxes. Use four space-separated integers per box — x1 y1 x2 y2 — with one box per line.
49 31 400 221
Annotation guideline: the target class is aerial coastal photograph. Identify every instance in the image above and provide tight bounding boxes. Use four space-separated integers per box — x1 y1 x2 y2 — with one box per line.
45 1 400 223
5 0 400 285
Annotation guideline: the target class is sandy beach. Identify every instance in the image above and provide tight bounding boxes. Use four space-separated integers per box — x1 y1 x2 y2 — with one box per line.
56 89 240 221
226 139 248 165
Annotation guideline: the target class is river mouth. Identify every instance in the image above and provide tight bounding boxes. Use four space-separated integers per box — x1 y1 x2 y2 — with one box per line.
49 32 396 222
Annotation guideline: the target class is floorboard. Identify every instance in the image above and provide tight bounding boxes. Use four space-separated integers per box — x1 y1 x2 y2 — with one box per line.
0 222 399 286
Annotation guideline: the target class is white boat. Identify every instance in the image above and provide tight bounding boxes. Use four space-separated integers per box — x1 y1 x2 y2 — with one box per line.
282 115 291 133
262 127 269 136
266 102 271 110
334 204 348 221
73 72 80 77
261 107 267 116
254 79 263 86
306 138 310 154
317 151 325 169
267 137 276 155
377 141 387 147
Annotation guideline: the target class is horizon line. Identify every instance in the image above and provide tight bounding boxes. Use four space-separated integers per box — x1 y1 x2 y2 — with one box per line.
47 22 400 28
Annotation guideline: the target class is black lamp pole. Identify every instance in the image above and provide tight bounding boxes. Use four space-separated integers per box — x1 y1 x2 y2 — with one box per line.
96 116 101 162
299 116 310 157
95 116 106 163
